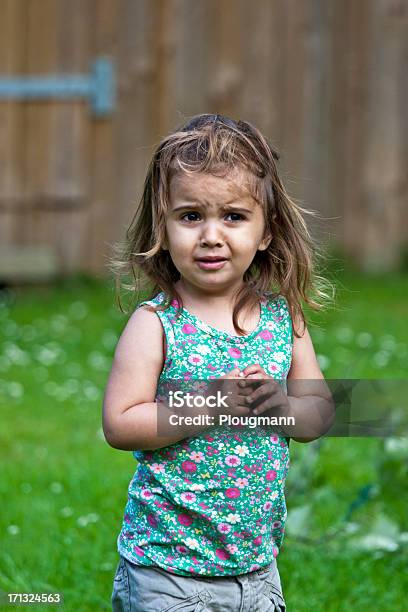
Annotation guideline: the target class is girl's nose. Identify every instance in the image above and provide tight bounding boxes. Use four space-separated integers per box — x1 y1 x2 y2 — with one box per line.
199 221 225 247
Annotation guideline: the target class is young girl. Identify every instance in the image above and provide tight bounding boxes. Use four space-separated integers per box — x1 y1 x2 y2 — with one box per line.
103 114 334 611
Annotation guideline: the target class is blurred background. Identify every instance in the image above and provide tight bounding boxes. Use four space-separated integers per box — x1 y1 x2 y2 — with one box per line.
0 1 407 610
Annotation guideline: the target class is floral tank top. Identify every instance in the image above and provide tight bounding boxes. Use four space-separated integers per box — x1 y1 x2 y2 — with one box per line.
117 291 293 576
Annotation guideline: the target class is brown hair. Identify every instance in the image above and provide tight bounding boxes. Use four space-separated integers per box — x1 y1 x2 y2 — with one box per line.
108 114 333 337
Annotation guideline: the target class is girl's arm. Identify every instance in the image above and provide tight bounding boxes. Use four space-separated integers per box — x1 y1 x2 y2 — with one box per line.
102 306 169 451
285 323 335 442
102 307 208 451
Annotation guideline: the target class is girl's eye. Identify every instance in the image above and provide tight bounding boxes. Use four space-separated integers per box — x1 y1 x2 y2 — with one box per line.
181 212 201 222
226 213 245 222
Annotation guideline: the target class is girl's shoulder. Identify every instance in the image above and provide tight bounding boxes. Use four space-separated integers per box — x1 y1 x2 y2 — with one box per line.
136 291 169 310
261 291 290 313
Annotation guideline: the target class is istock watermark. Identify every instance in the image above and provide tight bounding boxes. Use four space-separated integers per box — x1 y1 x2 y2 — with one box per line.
168 389 229 409
168 411 296 429
156 379 408 439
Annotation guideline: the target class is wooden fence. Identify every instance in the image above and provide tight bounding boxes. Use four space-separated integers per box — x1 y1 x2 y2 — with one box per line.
0 0 406 282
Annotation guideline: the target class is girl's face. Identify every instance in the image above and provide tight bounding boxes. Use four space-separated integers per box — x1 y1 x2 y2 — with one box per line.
164 169 271 296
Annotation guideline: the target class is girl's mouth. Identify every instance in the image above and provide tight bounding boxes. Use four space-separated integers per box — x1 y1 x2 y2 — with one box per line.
195 258 228 270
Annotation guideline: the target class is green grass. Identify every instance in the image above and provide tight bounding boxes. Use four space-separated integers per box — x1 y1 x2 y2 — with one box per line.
0 269 407 610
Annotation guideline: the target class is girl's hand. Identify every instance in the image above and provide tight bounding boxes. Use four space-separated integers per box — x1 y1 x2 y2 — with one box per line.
241 363 269 379
238 364 289 416
213 368 252 417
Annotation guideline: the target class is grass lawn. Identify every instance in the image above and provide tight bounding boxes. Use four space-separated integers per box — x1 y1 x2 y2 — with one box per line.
0 266 407 610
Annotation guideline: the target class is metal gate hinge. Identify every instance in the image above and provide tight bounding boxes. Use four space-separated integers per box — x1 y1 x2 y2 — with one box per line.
0 56 115 117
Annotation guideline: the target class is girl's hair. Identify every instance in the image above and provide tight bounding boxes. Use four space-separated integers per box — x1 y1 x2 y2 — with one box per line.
108 113 333 337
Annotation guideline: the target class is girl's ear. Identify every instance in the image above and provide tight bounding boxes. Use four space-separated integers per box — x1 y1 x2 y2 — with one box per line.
258 234 272 251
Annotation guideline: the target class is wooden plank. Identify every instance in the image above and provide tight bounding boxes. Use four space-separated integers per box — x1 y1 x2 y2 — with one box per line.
298 0 334 241
207 0 243 118
24 0 91 277
0 245 58 282
0 0 26 258
328 0 352 252
166 0 212 124
87 0 120 275
279 0 307 202
360 0 407 271
341 0 371 267
238 0 280 139
50 0 91 275
155 0 178 133
115 0 160 243
24 0 59 205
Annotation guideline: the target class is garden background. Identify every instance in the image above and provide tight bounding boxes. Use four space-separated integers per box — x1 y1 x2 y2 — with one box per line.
1 1 407 610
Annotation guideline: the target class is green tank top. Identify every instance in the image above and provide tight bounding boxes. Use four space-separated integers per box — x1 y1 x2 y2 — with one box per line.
117 290 293 576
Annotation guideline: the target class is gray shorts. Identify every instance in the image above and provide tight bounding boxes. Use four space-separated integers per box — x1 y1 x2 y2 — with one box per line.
111 555 286 611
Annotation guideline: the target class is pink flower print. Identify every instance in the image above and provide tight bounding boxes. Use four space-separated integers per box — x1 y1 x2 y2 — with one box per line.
162 502 174 510
266 470 277 481
176 544 188 554
225 455 241 467
198 502 209 509
133 545 145 557
272 521 282 529
225 487 240 499
183 371 192 381
178 513 193 527
228 347 242 359
235 477 249 488
189 451 205 462
141 489 153 499
273 459 280 469
272 546 279 558
147 513 158 528
217 522 232 534
207 446 218 457
180 491 197 504
181 460 197 474
215 548 230 561
259 329 273 341
171 299 180 308
205 435 214 442
150 463 165 474
188 354 204 366
263 501 273 511
226 544 238 554
270 364 278 372
253 535 263 546
270 435 279 444
227 469 236 478
207 363 217 371
182 323 198 335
